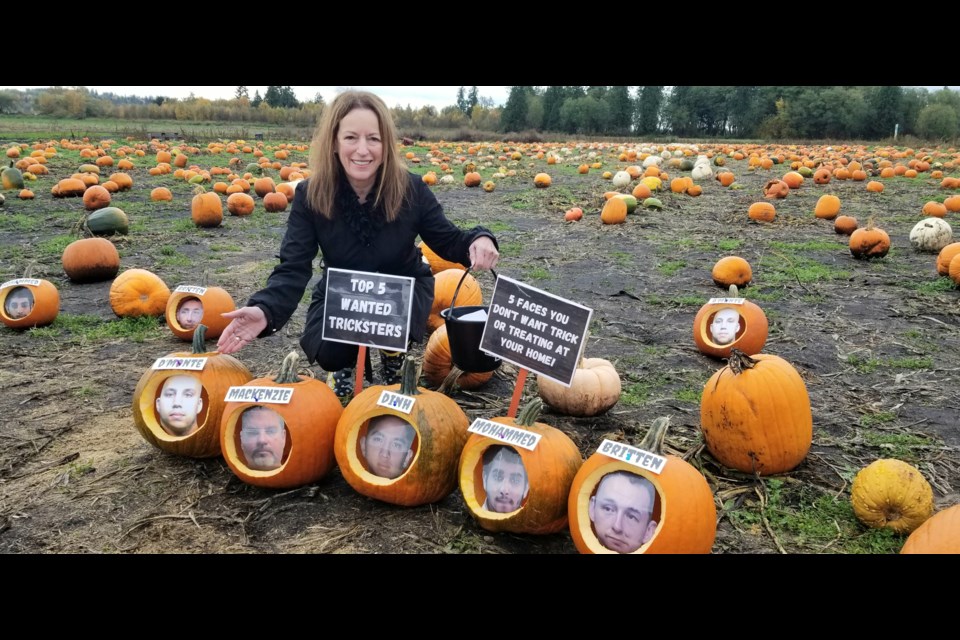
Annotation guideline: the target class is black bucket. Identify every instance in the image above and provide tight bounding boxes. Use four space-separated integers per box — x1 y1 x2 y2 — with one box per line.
440 269 501 374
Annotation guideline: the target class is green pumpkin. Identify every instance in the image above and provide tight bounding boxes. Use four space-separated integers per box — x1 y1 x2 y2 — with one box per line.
679 159 694 172
244 162 262 175
87 207 129 236
614 194 638 214
2 162 24 190
78 164 101 175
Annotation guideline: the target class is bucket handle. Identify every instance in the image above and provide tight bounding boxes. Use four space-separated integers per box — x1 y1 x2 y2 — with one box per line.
447 266 498 317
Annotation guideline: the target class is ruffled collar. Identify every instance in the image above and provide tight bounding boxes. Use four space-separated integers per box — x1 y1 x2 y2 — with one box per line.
335 171 385 246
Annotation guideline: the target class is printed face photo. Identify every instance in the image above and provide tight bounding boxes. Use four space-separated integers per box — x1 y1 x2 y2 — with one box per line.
176 298 204 330
239 406 287 471
588 471 658 554
360 416 415 479
4 287 34 319
481 446 529 513
155 374 204 437
709 308 741 345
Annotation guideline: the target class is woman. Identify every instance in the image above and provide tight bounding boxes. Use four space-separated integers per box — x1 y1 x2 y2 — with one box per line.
217 91 499 398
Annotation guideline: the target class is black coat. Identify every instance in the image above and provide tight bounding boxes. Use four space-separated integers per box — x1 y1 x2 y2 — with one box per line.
248 172 497 365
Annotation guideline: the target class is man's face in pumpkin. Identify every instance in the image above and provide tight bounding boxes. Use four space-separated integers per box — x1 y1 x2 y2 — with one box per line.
155 375 204 437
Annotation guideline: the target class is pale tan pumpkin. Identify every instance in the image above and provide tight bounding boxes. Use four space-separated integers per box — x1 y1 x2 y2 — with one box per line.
851 458 934 534
537 357 621 417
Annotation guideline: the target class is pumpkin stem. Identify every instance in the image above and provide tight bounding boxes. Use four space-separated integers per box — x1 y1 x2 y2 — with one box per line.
274 351 301 384
200 270 210 288
578 328 591 369
21 261 37 279
191 324 208 352
728 284 739 297
727 348 758 375
637 416 671 455
192 184 207 196
516 397 543 427
399 356 421 396
72 214 93 238
437 365 463 395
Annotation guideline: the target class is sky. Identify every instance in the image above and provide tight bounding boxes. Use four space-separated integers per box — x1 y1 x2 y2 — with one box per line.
1 86 511 110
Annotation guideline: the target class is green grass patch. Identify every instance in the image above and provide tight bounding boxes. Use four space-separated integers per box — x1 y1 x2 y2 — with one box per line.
646 294 702 308
169 218 198 233
861 431 935 459
37 234 74 257
847 354 933 373
657 260 686 276
761 253 851 284
858 411 896 428
0 213 45 232
904 277 955 294
674 388 701 403
497 241 523 256
726 478 904 554
210 243 243 253
29 314 164 343
524 266 551 280
610 251 633 267
769 240 842 252
716 239 743 251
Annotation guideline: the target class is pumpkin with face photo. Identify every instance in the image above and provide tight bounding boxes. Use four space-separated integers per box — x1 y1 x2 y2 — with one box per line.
333 357 469 506
132 325 253 458
0 279 59 329
221 352 342 488
568 417 716 554
165 279 237 341
692 285 768 359
459 398 582 535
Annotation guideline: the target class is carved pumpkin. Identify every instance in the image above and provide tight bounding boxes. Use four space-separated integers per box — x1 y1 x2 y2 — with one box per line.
693 285 768 359
334 357 469 506
62 237 120 283
851 458 934 534
220 352 343 488
132 325 253 458
165 280 236 341
109 268 171 318
459 398 582 534
192 187 224 227
700 350 813 476
900 503 960 554
763 179 789 199
568 417 716 554
0 278 59 329
536 357 620 417
422 323 494 390
427 268 482 333
849 222 891 259
711 256 752 288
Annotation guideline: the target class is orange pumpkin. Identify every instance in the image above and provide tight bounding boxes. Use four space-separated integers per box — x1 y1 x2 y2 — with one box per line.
568 417 716 554
763 179 789 199
422 324 494 390
834 215 859 236
748 201 776 222
0 278 59 329
333 357 469 506
711 256 752 288
464 172 482 188
419 241 465 275
165 281 237 341
533 173 552 188
428 268 482 333
814 194 841 219
600 196 628 225
936 242 960 276
692 285 768 359
220 352 343 488
262 191 288 212
849 222 891 259
226 192 255 217
192 187 224 227
109 268 171 318
900 504 960 554
700 350 813 476
61 237 120 283
459 398 582 534
132 325 253 458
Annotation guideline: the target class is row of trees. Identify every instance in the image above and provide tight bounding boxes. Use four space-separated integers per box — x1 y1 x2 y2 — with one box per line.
497 86 960 140
1 86 958 141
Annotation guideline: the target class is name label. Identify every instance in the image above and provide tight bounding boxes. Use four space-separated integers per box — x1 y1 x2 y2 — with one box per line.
468 418 541 451
597 439 667 474
707 297 745 305
1 278 42 289
152 357 208 371
175 285 208 295
224 386 294 404
375 390 415 414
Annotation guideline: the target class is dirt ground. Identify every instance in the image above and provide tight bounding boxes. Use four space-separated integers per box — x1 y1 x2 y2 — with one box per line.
1 142 958 554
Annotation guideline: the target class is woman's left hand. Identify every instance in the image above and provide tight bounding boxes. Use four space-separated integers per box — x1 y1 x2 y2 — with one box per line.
469 236 500 271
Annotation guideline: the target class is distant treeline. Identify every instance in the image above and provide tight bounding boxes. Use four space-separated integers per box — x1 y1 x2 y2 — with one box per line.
0 86 957 141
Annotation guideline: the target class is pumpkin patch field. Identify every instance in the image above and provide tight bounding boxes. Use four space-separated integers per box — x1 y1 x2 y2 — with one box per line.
1 136 958 554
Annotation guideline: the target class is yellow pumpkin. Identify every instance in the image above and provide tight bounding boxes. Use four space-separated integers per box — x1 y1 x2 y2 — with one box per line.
851 459 934 534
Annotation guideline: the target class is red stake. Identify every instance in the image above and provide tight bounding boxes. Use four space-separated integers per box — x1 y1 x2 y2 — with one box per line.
507 368 528 418
354 346 366 394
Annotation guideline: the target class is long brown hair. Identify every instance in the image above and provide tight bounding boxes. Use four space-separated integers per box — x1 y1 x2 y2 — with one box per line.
306 90 408 221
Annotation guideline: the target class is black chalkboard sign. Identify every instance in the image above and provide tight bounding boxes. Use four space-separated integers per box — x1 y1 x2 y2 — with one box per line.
322 268 415 351
479 275 592 386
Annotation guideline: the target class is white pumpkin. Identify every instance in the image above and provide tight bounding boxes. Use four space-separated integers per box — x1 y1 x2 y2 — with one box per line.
910 218 953 253
642 155 663 168
439 174 455 185
691 164 714 180
612 171 632 190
